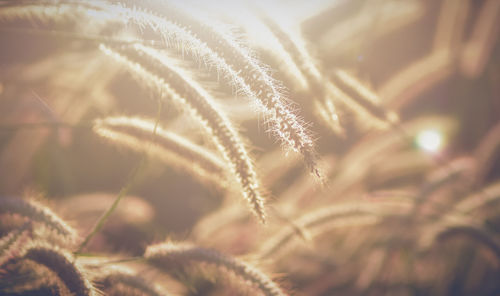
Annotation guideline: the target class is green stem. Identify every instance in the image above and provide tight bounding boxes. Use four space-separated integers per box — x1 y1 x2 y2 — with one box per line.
75 157 147 254
75 100 164 255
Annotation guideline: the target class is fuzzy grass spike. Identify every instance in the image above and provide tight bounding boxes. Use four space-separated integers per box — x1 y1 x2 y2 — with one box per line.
145 242 287 296
100 44 267 223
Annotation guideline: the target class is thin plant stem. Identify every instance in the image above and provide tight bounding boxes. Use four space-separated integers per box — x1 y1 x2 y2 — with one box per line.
76 101 163 255
98 256 146 265
75 156 147 254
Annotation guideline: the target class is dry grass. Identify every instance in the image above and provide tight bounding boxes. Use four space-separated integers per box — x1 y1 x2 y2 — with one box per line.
0 0 499 295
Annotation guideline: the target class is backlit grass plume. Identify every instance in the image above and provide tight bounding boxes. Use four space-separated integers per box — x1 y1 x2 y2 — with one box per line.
21 243 95 296
100 44 267 223
255 11 345 136
0 197 76 240
0 1 498 295
137 1 321 178
145 241 287 296
0 0 321 177
93 116 228 189
95 266 166 296
258 199 411 260
0 222 32 267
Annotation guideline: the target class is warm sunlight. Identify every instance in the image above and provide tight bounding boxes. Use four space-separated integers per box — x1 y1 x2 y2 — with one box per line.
0 1 498 295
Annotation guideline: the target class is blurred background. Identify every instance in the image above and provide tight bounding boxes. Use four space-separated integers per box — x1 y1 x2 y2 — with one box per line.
0 0 499 295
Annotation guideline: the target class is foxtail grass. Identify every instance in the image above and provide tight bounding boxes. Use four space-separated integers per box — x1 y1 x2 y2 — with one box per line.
0 222 32 267
93 116 228 189
140 2 321 178
22 243 95 296
256 11 345 136
145 241 287 296
0 197 76 240
95 266 166 296
258 200 410 259
100 44 267 223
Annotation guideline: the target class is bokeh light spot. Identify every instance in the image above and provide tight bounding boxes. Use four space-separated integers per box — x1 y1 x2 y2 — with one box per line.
416 129 443 153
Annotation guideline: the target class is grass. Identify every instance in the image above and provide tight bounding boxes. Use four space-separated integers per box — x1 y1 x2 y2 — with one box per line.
0 0 499 295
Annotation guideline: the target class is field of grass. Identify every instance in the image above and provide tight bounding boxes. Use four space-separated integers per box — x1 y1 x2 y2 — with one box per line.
0 0 499 295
